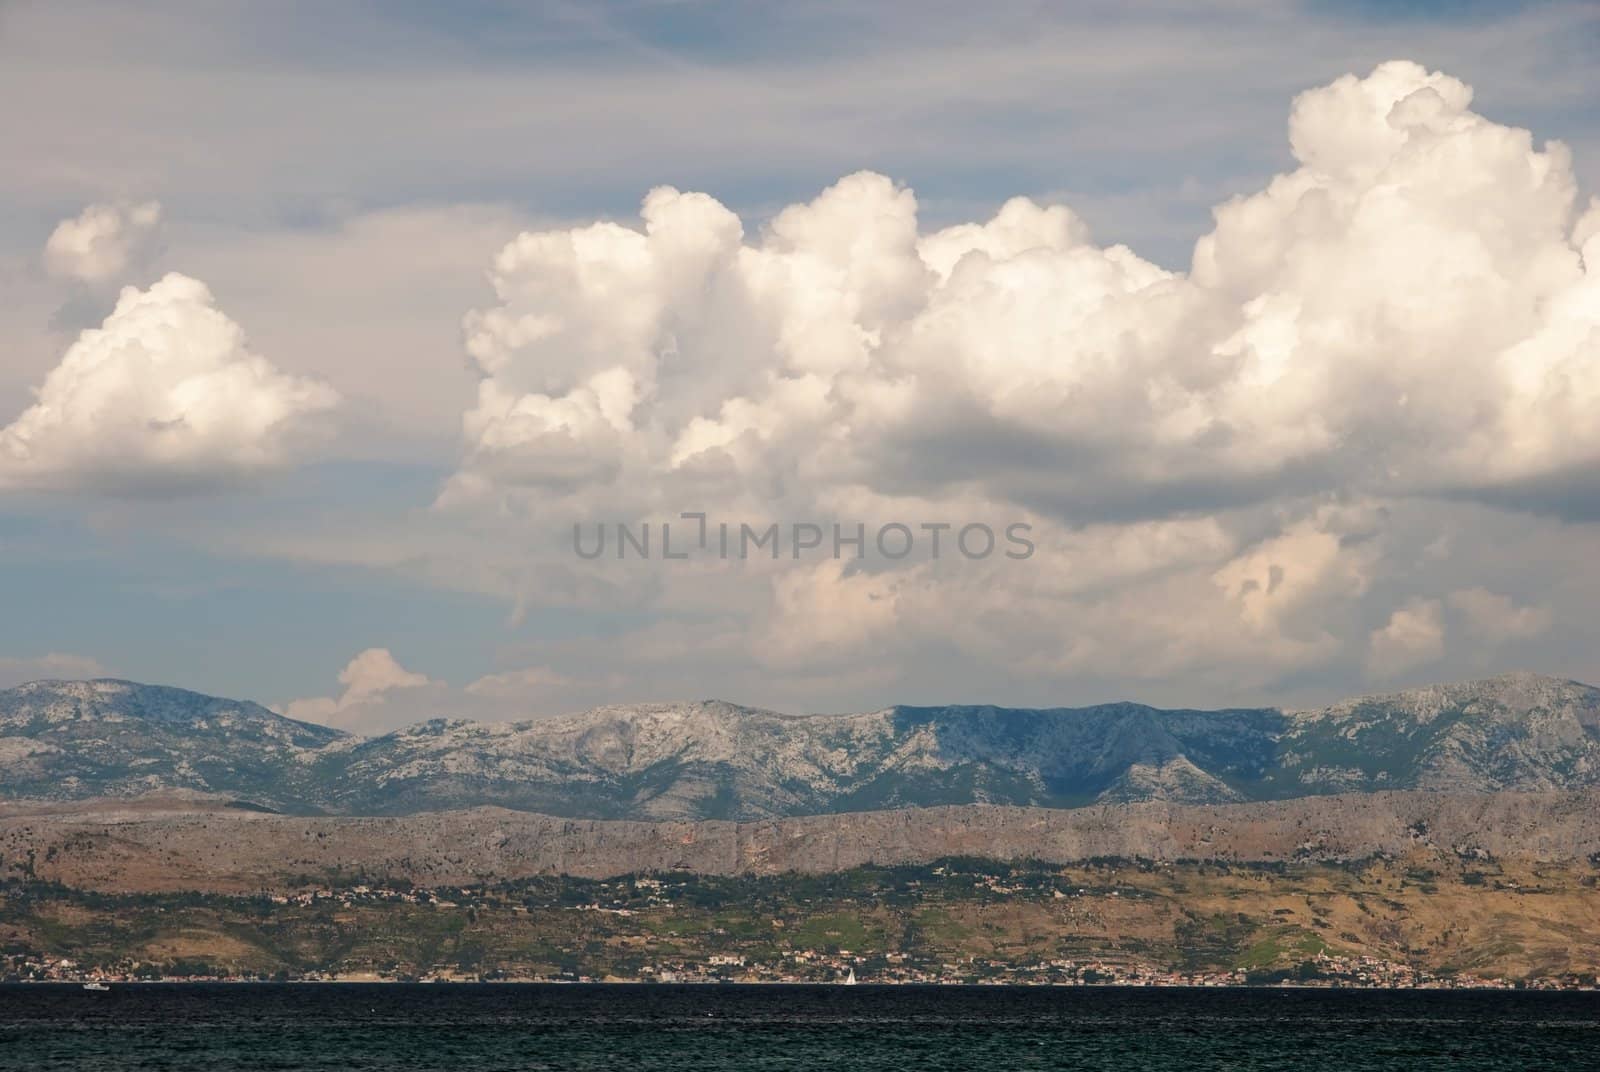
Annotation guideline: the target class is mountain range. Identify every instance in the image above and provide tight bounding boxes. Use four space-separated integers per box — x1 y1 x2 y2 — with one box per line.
2 672 1598 820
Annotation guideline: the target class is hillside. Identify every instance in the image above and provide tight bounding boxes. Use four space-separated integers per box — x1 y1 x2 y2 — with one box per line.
0 680 343 809
7 854 1600 985
5 789 1600 892
2 673 1598 819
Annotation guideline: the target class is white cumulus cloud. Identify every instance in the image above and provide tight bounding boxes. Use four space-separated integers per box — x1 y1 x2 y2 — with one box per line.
0 272 339 495
281 649 593 733
449 61 1600 531
428 61 1600 694
43 201 162 284
280 648 437 731
1367 599 1447 679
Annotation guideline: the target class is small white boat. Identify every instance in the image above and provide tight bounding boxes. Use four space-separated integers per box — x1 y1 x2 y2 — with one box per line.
82 982 111 992
843 967 857 986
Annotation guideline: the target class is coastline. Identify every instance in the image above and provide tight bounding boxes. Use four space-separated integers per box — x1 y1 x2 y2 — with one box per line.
12 978 1597 991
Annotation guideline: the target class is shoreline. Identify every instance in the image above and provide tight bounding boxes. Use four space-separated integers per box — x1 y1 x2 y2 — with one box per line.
9 979 1597 992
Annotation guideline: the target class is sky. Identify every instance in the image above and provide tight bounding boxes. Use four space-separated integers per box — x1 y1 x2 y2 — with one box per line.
2 0 1599 731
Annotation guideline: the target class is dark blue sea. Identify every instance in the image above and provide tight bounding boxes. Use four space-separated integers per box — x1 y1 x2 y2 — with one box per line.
1 984 1596 1070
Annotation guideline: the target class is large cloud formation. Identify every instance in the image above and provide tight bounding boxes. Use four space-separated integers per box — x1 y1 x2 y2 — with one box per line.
436 61 1596 700
451 62 1597 521
0 272 339 494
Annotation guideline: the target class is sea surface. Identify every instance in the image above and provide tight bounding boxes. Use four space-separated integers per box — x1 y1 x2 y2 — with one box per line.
1 984 1596 1070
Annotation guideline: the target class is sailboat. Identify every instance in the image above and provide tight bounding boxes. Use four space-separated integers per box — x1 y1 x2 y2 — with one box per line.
843 966 857 986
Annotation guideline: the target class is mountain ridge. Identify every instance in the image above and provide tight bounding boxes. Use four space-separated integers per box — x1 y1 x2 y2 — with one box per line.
3 672 1598 820
6 789 1600 889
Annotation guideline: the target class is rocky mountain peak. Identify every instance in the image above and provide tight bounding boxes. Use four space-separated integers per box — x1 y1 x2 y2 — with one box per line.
1 678 341 738
3 673 1599 819
1299 672 1598 724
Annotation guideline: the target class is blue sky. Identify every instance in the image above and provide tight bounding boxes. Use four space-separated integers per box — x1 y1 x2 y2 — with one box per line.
2 1 1598 727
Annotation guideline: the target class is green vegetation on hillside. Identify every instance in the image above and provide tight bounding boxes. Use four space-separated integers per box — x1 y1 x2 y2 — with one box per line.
4 854 1597 985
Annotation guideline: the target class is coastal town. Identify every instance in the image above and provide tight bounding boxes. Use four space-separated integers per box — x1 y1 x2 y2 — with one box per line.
5 948 1594 990
4 860 1598 990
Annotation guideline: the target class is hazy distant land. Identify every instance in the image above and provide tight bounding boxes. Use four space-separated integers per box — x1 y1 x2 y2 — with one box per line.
4 672 1600 987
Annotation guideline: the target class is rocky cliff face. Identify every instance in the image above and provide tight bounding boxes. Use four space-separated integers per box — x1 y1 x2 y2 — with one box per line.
2 673 1598 820
3 790 1597 889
